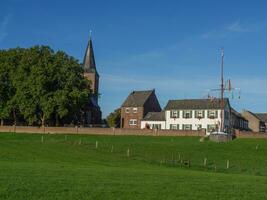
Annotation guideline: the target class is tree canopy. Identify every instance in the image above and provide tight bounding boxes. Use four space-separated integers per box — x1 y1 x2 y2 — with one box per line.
0 46 91 126
106 108 121 128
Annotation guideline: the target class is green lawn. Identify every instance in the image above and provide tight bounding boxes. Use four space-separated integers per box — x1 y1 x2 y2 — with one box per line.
0 133 267 199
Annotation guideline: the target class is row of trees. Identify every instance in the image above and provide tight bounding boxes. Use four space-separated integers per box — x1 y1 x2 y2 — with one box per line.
0 46 91 126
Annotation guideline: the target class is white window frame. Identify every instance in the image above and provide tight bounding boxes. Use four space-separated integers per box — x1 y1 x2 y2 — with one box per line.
170 110 179 118
195 110 204 118
183 124 192 130
207 124 217 132
183 110 192 118
196 124 202 130
208 110 217 119
129 119 137 126
133 107 138 113
170 124 179 130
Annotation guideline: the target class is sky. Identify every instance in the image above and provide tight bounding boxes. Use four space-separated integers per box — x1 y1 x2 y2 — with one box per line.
1 0 267 117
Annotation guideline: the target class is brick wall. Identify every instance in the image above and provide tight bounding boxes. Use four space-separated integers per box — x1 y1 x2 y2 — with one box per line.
121 107 144 129
0 125 205 137
235 129 267 138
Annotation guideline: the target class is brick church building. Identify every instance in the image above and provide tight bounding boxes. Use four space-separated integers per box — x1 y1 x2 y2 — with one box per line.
82 36 102 125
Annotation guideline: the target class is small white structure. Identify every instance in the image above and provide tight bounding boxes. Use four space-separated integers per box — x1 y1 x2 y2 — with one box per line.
141 111 166 129
141 98 231 135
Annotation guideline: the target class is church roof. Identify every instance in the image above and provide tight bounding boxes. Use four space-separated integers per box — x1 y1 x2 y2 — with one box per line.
83 37 98 74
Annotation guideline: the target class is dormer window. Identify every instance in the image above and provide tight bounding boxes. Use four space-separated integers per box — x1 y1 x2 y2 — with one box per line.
125 108 130 113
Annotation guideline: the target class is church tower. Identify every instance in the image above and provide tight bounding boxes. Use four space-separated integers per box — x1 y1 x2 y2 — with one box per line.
83 36 99 102
82 35 102 125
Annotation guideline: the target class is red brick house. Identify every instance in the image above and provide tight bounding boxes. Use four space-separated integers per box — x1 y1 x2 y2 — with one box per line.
120 89 161 129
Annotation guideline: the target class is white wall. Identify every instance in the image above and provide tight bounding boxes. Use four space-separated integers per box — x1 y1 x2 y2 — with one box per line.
141 121 166 129
165 107 231 135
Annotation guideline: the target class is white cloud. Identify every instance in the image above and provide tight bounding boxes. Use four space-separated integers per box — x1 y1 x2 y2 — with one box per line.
226 19 248 32
202 19 264 39
0 14 12 43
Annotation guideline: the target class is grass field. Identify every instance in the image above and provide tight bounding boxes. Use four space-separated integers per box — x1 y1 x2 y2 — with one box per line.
0 133 267 199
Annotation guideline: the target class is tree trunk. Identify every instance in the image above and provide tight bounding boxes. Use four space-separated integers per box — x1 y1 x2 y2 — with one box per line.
41 115 45 127
13 109 17 126
0 119 3 126
55 113 59 127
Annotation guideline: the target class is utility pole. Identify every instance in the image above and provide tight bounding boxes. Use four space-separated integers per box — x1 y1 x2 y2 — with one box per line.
220 48 224 132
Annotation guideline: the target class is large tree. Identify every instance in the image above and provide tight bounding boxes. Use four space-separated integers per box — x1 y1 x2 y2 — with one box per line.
106 108 121 128
0 46 91 126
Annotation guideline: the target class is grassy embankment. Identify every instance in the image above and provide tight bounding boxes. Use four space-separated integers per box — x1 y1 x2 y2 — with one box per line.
0 133 266 199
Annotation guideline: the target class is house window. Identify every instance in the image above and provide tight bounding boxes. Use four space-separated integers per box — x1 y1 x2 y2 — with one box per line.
208 110 218 119
196 124 202 130
183 110 192 118
129 119 137 126
170 110 179 118
170 124 179 130
207 124 217 132
195 110 205 119
133 107 138 113
125 108 130 113
182 124 192 130
152 124 161 130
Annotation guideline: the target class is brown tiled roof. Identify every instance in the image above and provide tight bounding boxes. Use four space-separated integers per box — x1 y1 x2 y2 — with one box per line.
231 108 247 121
244 110 264 122
231 108 242 117
165 98 230 110
255 113 267 123
122 90 154 107
142 111 165 121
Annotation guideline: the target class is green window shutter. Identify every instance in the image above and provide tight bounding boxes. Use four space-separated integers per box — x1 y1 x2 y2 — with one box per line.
195 110 197 118
202 110 205 118
177 124 179 130
182 124 185 130
177 110 180 118
190 111 192 118
190 125 192 130
215 110 218 118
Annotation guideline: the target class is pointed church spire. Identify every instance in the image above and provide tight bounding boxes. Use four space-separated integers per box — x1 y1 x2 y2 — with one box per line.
83 33 97 73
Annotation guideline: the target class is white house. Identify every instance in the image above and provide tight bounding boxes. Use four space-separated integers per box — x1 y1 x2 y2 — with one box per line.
141 111 166 129
141 98 231 135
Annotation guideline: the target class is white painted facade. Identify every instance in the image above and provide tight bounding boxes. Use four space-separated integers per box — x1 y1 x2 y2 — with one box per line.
141 120 166 129
165 108 231 135
140 102 231 135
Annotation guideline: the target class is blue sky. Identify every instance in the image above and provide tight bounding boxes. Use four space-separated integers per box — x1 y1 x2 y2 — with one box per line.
1 0 267 117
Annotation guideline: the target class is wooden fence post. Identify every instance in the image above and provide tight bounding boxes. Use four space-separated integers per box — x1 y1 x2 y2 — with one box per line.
226 160 229 169
204 158 207 167
127 148 130 157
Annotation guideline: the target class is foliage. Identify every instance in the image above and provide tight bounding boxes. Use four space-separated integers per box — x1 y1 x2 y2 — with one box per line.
0 46 91 126
106 108 121 127
1 133 267 199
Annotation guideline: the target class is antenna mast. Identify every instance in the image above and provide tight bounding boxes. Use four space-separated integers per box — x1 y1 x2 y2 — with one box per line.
220 48 224 132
